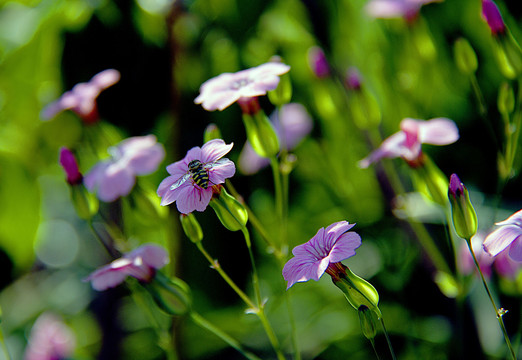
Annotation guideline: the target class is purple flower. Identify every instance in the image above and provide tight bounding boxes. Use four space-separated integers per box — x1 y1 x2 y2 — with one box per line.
345 67 362 91
494 249 522 278
365 0 441 21
238 103 313 174
59 147 82 185
84 135 165 202
282 221 362 289
359 117 459 168
24 313 76 360
84 244 169 291
42 69 120 123
194 62 291 111
483 209 522 262
308 47 330 78
157 139 236 214
482 0 506 36
458 233 493 277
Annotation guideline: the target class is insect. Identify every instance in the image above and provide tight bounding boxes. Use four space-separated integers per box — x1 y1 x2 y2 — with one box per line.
170 158 227 191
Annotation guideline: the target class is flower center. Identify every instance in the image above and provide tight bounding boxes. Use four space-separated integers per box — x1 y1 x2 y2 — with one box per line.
231 78 251 90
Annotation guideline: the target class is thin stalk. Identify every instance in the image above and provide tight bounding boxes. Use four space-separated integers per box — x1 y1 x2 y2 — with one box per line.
0 327 12 360
256 310 286 360
190 311 262 360
470 74 488 117
241 227 262 306
282 278 301 360
270 157 284 250
379 317 397 360
369 338 381 360
467 242 517 360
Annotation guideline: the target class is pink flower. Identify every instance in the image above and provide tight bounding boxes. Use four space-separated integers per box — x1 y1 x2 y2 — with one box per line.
84 135 165 202
194 62 291 111
59 147 82 185
283 221 362 289
41 69 120 123
481 0 506 36
365 0 441 21
483 209 522 262
308 47 330 78
238 103 313 174
85 244 169 291
345 67 362 91
358 117 459 168
157 139 236 214
458 233 493 277
24 313 76 360
494 249 522 278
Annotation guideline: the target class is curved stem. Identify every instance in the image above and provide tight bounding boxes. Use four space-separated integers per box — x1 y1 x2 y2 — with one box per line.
379 317 397 360
369 338 381 360
190 311 262 360
467 242 517 359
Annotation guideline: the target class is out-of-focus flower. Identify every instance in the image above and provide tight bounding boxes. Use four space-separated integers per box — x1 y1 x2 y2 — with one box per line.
483 209 522 261
481 0 506 36
365 0 441 22
448 173 478 240
359 117 459 168
282 221 362 289
41 69 120 123
194 62 290 111
24 312 76 360
59 147 82 185
458 232 493 277
345 67 363 91
239 103 313 174
84 135 165 202
494 249 522 278
157 139 235 214
308 47 330 78
85 244 169 291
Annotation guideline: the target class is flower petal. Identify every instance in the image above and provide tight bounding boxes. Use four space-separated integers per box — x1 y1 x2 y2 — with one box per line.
329 232 362 263
96 163 135 202
483 225 522 256
208 159 236 184
508 236 522 261
418 117 459 145
175 185 212 214
127 244 169 269
358 131 407 168
495 209 522 227
201 139 234 163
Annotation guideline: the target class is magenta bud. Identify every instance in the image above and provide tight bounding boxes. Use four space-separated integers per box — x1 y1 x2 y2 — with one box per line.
308 47 330 78
448 173 478 240
482 0 506 36
345 67 362 91
59 147 83 185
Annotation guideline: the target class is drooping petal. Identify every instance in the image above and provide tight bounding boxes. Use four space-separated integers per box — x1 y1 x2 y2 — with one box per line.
495 209 522 227
175 185 213 214
329 232 362 263
84 162 110 192
358 131 407 168
483 225 522 256
508 236 522 261
128 244 169 269
418 117 459 145
201 139 234 163
158 179 191 206
208 159 236 185
95 163 135 202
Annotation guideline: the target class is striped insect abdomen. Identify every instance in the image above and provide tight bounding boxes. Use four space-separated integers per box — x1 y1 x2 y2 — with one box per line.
188 159 209 189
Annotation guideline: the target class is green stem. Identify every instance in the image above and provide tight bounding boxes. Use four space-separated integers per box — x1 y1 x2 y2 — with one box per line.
369 338 381 360
467 241 517 359
195 242 257 310
241 227 262 307
379 317 397 360
282 279 301 360
0 326 12 360
470 73 488 117
270 157 284 247
190 311 262 360
256 310 286 360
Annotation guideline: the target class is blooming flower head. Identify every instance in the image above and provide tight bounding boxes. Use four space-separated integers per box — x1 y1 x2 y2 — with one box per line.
157 139 236 214
41 69 120 123
238 103 313 174
84 135 165 202
359 117 459 168
194 62 290 111
483 209 522 262
365 0 441 22
283 221 362 289
85 244 169 291
481 0 506 36
24 312 76 360
59 147 83 185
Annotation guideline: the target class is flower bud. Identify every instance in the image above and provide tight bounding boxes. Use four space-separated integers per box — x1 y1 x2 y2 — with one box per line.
345 67 362 91
412 155 449 207
59 147 83 185
180 213 203 243
498 82 515 115
241 110 280 158
203 123 223 143
454 38 478 75
308 47 330 78
331 264 382 318
144 272 191 316
482 0 506 36
358 305 377 340
448 173 478 240
209 187 248 231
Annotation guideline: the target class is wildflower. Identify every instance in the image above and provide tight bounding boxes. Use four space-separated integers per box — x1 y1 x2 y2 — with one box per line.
283 221 362 289
85 244 169 291
308 47 330 78
41 69 120 123
359 117 459 168
481 0 506 36
59 147 82 185
448 173 478 240
157 139 235 214
84 135 165 202
194 62 290 111
483 209 522 262
365 0 441 22
238 103 313 174
346 67 363 91
24 313 76 360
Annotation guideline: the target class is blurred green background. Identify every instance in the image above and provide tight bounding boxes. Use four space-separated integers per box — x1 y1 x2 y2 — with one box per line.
1 0 522 359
